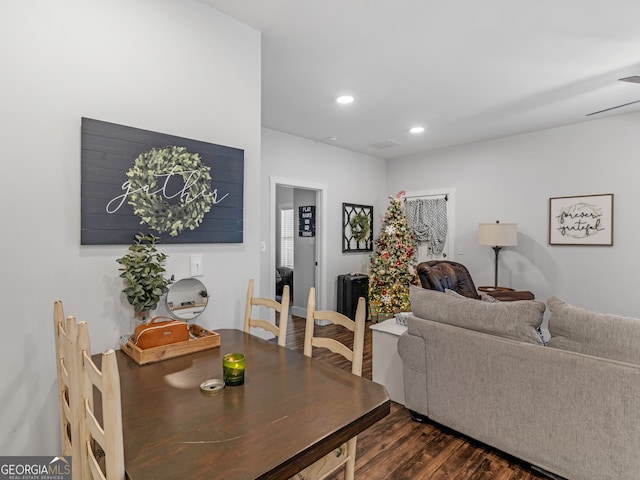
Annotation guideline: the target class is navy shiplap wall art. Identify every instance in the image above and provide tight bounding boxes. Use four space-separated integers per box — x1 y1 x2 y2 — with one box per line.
81 118 244 245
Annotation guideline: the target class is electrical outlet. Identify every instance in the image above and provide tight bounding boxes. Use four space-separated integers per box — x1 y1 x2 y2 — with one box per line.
457 245 464 255
190 254 204 276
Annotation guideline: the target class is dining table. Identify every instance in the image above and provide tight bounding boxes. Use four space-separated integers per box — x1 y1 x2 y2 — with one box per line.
113 328 391 479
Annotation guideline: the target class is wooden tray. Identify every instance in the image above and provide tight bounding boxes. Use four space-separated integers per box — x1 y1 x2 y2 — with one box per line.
121 324 220 365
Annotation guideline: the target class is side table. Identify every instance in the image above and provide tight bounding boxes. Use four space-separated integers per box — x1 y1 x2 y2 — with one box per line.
370 318 407 405
477 286 515 293
478 286 535 301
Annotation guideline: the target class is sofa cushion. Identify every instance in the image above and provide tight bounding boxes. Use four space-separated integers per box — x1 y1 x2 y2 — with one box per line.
409 285 545 345
547 296 640 365
445 288 545 345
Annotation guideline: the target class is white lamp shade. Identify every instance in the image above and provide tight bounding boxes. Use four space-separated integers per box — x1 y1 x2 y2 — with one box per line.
478 222 518 246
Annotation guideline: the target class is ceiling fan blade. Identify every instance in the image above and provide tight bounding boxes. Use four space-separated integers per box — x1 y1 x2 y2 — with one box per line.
586 99 640 116
619 75 640 84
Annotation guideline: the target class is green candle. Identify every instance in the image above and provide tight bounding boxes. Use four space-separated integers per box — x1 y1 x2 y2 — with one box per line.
222 353 245 386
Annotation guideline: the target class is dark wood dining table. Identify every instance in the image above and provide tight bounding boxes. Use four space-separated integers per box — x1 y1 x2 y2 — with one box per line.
114 329 390 479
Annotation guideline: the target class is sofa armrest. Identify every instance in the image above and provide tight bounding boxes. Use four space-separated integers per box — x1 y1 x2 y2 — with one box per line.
398 330 429 417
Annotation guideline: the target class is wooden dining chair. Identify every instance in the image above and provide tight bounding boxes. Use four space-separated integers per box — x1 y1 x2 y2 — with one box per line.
76 319 126 480
293 287 366 480
244 278 290 347
53 301 82 477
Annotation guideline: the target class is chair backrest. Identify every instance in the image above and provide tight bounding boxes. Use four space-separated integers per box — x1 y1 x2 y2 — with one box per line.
76 320 126 480
416 260 479 299
53 301 82 474
244 278 290 347
303 287 366 376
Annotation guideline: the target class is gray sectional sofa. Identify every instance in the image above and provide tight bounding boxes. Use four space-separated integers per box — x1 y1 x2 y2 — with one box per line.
398 286 640 480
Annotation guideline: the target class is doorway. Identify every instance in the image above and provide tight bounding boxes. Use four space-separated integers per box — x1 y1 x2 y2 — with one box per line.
270 177 327 316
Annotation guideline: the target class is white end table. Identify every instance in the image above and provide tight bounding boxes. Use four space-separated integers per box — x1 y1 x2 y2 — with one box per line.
370 318 407 404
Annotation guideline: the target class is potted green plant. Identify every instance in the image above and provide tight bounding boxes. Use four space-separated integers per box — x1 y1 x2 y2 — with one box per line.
116 232 174 321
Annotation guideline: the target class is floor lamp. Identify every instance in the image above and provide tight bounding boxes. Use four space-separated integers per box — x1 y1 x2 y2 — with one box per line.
477 221 518 288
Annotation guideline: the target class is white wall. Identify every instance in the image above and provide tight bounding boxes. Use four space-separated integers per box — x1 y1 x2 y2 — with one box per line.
387 112 640 318
261 128 387 310
0 0 261 455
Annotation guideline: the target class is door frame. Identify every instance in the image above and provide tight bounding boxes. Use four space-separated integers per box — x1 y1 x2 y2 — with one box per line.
270 176 327 314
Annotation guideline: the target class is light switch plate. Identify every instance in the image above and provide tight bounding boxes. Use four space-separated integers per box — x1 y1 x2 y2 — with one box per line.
190 254 204 276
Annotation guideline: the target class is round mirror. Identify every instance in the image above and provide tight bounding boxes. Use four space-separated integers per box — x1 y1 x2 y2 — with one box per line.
166 278 209 320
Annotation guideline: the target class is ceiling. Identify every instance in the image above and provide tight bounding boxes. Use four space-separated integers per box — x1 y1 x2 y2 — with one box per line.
201 0 640 160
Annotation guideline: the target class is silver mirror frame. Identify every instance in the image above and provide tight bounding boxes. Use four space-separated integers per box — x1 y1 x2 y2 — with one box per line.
166 278 208 320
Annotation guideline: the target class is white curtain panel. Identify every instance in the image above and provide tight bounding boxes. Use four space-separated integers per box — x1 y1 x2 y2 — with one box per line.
405 198 448 255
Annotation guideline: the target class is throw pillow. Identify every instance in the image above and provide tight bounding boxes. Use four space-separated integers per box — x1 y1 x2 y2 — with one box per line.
409 286 546 345
547 296 640 365
444 288 465 299
534 326 547 346
479 291 500 303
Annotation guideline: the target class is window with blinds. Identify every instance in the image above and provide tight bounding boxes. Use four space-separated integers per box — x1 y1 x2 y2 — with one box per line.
280 208 294 268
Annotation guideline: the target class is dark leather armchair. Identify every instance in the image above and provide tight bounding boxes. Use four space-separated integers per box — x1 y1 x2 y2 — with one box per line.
276 266 293 301
416 260 534 301
417 261 479 299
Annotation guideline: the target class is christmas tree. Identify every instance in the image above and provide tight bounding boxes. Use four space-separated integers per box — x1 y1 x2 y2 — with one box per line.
368 194 418 317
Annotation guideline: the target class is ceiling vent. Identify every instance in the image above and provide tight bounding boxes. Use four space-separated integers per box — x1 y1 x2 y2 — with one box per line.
369 139 402 149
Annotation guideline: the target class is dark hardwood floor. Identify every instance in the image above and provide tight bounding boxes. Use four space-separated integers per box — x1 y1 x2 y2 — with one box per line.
284 315 549 480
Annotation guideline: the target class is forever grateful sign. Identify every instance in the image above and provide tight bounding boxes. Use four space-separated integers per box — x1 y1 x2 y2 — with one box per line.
548 194 613 246
81 118 244 245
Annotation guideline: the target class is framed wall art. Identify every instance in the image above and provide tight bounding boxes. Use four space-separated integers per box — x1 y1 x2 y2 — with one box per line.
342 203 373 252
81 118 244 245
299 205 315 237
549 194 613 246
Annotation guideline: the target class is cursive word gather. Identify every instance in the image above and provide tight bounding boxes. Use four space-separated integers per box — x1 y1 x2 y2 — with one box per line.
106 166 229 214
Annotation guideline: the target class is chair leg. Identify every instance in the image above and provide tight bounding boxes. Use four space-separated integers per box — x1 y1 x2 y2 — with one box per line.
344 437 357 480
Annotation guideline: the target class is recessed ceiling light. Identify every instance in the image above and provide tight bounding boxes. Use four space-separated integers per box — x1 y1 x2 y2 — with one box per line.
336 95 354 104
409 126 425 134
